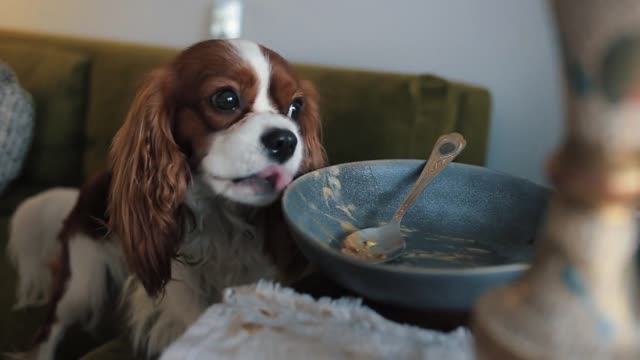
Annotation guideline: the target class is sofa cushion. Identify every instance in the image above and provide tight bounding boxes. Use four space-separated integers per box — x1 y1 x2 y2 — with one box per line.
81 45 176 176
295 66 491 166
0 42 90 187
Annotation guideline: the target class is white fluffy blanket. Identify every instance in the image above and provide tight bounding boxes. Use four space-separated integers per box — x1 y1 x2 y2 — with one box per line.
161 281 474 360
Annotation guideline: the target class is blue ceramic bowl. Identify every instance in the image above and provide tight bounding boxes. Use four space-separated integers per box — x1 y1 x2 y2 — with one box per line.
282 160 550 311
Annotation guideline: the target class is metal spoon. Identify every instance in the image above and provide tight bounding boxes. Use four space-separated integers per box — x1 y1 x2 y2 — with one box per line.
341 132 467 263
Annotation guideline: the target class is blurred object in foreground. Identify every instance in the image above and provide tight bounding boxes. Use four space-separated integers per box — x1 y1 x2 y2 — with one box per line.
472 1 640 359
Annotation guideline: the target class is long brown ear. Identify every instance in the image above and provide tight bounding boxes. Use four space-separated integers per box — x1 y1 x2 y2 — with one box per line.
300 80 328 172
108 67 189 297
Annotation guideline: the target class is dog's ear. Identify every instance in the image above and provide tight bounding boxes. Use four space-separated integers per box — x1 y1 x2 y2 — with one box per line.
108 67 189 297
299 80 328 172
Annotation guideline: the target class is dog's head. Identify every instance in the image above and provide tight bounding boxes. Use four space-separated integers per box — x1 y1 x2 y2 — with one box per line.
108 39 326 295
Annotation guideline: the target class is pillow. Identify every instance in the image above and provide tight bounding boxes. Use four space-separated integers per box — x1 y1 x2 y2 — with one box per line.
0 43 90 186
0 63 34 193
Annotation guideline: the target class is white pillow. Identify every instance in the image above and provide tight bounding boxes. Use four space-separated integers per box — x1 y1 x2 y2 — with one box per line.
0 62 34 194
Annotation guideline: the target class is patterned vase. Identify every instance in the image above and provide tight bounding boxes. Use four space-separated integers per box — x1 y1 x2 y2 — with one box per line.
471 1 640 359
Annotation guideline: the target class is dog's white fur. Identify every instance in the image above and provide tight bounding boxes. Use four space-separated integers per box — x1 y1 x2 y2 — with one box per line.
7 40 305 360
36 233 126 360
204 111 303 206
8 189 128 360
8 188 77 310
202 40 303 206
232 40 276 113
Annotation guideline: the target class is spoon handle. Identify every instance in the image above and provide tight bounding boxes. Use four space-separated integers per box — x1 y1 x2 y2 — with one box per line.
391 132 467 223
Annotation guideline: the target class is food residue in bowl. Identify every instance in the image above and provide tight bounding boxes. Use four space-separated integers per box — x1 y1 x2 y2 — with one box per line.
339 220 358 233
340 231 386 260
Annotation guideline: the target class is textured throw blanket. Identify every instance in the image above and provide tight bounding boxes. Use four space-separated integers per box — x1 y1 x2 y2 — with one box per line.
161 281 474 360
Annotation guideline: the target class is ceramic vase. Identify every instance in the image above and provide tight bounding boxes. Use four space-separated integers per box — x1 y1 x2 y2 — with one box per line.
472 1 640 359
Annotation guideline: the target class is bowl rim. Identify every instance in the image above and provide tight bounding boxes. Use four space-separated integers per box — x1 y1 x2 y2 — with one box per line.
282 159 542 276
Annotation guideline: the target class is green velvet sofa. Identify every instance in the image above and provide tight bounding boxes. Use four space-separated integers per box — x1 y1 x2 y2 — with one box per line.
0 28 491 359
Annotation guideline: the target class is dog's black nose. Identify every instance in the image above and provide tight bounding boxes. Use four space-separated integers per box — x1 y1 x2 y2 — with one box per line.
261 128 298 163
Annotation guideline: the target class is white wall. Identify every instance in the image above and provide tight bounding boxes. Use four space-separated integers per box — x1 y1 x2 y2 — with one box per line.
0 0 564 185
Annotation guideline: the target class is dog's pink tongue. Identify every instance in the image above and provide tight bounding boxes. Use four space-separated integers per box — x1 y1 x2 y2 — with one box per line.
258 166 293 192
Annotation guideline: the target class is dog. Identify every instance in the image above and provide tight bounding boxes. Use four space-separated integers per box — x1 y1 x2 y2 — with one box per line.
7 39 327 359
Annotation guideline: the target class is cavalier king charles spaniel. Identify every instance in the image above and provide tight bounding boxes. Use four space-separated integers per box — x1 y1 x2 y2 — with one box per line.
7 39 326 359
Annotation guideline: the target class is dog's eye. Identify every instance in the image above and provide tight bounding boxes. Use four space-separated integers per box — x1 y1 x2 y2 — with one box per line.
287 98 304 121
210 89 240 112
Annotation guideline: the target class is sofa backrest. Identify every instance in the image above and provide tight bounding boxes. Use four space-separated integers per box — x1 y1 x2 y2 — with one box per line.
0 29 491 187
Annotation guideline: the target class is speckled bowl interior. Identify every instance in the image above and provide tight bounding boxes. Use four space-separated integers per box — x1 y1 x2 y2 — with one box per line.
283 160 550 311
